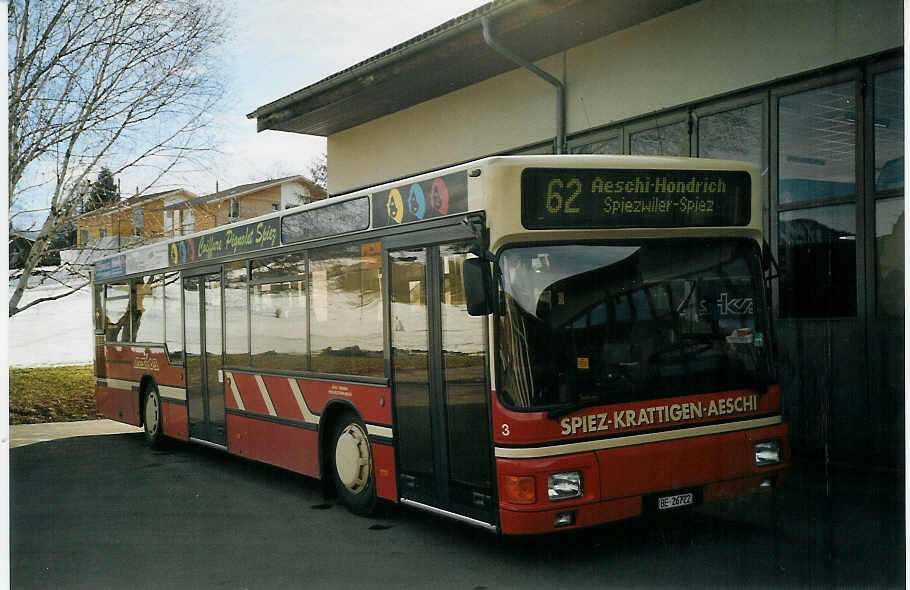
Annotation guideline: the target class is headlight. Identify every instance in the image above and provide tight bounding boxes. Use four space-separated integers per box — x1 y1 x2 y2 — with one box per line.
754 440 781 467
548 471 583 501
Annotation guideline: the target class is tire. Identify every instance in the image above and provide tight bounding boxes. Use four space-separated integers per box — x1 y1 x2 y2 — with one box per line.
330 413 377 516
142 383 164 448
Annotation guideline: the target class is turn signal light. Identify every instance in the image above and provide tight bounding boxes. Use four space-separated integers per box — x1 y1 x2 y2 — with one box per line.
504 475 536 504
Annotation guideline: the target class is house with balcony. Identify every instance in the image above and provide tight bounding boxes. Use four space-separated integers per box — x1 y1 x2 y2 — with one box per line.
76 188 198 251
160 175 326 236
73 176 326 264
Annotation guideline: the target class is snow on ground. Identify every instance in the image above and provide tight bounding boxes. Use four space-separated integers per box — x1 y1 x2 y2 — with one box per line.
8 272 93 367
6 268 484 368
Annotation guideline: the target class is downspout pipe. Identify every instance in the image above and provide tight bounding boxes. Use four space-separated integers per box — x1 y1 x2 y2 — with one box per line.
481 16 566 154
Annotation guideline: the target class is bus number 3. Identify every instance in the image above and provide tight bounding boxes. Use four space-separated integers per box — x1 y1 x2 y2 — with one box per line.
546 178 582 214
501 423 511 437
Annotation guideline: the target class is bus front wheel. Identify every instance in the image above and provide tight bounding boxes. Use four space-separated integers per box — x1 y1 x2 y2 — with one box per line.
142 383 164 448
330 413 377 516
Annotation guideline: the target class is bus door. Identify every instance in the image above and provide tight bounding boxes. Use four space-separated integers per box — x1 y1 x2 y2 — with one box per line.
183 268 226 446
387 237 495 526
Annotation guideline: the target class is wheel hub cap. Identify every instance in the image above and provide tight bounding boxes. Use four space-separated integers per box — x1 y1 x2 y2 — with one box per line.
335 424 371 494
145 394 159 436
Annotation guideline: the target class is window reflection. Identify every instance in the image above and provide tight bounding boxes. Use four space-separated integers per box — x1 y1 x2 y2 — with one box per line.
874 69 904 192
778 205 856 317
779 82 856 205
132 274 164 343
309 242 383 376
104 283 131 343
164 272 183 364
390 248 432 475
252 252 306 281
250 280 307 370
876 197 904 316
224 261 249 366
571 135 621 155
439 245 489 488
282 198 370 244
699 104 762 167
630 121 688 156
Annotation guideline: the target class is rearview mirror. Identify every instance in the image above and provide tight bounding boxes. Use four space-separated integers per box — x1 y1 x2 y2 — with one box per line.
463 257 491 316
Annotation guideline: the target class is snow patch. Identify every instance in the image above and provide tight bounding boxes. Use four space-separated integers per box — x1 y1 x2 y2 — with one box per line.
8 282 93 367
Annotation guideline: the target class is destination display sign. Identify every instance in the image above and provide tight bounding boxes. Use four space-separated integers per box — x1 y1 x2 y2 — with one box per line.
372 171 468 228
521 168 751 229
168 217 281 265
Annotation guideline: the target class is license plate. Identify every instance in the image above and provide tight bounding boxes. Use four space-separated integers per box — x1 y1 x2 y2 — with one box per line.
658 492 694 511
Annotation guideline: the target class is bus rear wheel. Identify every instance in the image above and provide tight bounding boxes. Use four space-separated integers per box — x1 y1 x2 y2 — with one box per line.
142 383 164 448
330 413 377 516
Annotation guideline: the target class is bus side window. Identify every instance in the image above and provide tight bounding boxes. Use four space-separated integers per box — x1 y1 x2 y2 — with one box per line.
104 282 131 343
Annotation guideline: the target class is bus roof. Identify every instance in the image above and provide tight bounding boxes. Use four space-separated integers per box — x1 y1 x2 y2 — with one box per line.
93 155 761 280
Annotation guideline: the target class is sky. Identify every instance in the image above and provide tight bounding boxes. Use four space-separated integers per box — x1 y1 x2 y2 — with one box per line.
6 1 487 232
138 0 488 198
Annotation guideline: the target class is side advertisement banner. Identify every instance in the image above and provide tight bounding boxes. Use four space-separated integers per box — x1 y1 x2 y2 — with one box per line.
168 218 281 266
371 171 468 228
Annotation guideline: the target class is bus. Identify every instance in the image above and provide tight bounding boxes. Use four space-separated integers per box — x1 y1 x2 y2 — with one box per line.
91 155 789 535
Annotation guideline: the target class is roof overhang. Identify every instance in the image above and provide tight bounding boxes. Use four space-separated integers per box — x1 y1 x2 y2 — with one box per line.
247 0 697 137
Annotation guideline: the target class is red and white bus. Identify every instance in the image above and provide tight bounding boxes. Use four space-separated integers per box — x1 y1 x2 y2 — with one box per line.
92 155 789 534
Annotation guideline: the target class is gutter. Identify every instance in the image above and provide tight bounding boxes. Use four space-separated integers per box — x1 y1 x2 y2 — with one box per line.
481 16 566 154
247 1 519 126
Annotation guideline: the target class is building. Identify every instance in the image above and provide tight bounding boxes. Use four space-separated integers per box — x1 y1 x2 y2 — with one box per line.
76 176 327 254
76 189 198 249
249 0 904 464
161 175 327 236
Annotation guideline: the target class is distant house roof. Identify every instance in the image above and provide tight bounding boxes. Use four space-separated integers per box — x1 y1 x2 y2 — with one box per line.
164 175 323 210
78 188 197 218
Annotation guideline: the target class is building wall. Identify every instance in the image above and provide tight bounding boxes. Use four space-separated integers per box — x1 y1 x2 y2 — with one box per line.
77 208 133 243
321 0 904 466
77 185 314 245
213 185 284 227
326 0 902 193
280 181 313 208
77 191 195 245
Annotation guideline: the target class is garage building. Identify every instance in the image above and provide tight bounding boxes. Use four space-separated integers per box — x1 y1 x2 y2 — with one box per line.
249 0 904 465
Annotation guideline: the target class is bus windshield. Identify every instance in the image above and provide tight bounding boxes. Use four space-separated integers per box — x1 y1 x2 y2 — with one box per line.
497 239 773 412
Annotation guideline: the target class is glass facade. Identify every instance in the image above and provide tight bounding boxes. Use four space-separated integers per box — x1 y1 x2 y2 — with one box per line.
698 104 762 167
874 69 904 192
630 121 688 156
875 197 904 316
570 135 620 155
873 69 904 318
778 82 856 206
553 58 902 464
777 82 858 318
778 204 857 317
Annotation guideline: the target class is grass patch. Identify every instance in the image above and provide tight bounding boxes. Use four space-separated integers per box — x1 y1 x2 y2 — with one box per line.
9 365 103 424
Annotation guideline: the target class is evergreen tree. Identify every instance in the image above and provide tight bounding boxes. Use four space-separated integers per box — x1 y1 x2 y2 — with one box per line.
84 167 119 213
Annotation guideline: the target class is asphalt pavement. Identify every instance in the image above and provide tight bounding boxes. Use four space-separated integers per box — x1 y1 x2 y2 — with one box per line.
9 421 907 589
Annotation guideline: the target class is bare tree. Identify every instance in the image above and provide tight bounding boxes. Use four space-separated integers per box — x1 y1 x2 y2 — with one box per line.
308 153 327 190
8 0 228 316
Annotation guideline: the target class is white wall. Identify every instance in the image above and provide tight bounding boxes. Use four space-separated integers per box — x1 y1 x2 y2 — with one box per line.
280 181 310 209
326 0 902 194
